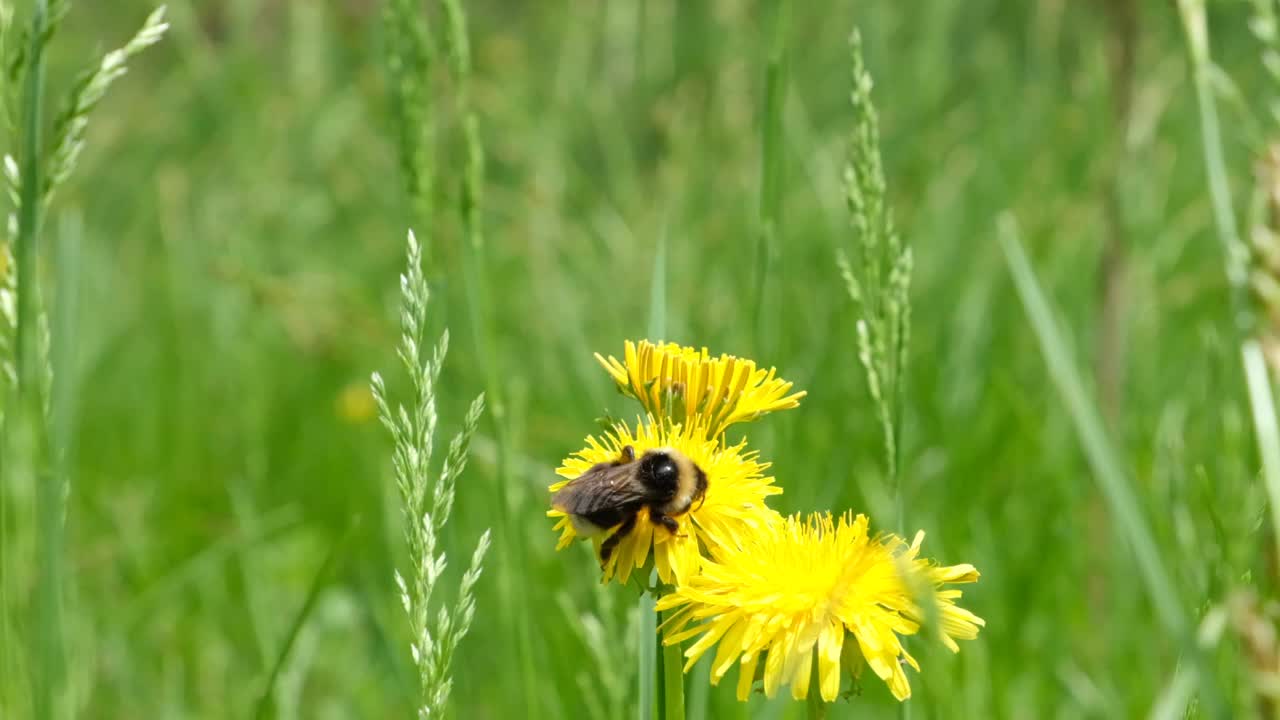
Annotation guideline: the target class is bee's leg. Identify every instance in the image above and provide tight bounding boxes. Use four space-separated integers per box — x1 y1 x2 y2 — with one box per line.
600 513 637 565
651 510 681 535
604 445 636 469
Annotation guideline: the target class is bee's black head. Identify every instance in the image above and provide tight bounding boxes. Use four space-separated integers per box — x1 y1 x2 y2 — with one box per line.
639 450 681 499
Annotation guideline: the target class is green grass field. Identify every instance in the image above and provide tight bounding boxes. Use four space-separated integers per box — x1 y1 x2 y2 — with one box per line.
4 0 1280 717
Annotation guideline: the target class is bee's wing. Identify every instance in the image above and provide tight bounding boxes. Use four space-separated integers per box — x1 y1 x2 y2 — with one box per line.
552 463 647 515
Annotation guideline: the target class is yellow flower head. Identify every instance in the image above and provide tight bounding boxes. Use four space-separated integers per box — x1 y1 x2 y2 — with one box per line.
656 512 984 702
548 417 781 586
595 340 806 438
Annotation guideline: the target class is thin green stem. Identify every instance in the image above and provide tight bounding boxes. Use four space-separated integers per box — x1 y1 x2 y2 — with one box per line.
753 0 788 345
638 590 657 720
660 610 685 720
685 656 709 720
15 3 57 719
437 3 538 714
0 426 8 712
16 4 47 397
654 627 666 719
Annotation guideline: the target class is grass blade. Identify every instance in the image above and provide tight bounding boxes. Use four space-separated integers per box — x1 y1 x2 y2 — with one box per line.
753 0 788 345
252 521 354 720
13 3 57 719
637 589 656 720
660 610 684 720
997 214 1225 719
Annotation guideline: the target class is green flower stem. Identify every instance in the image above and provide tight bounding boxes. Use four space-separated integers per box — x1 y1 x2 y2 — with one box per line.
660 609 685 720
655 629 665 716
638 590 657 720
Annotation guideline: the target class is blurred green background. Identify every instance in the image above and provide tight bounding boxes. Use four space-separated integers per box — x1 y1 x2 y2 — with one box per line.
3 0 1278 717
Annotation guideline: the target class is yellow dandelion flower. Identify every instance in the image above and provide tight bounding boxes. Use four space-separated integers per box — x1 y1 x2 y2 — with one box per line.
656 512 983 702
594 340 806 438
548 417 781 586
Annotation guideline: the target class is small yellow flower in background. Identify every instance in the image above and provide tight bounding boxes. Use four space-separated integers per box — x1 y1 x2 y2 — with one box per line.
656 512 983 702
548 416 780 586
595 340 806 438
335 379 377 424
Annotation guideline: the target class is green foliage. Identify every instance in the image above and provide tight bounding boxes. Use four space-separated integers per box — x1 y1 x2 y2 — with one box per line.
5 1 1280 718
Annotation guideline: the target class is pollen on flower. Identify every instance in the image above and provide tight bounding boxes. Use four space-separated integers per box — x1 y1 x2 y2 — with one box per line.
656 512 984 703
594 340 806 438
547 416 781 586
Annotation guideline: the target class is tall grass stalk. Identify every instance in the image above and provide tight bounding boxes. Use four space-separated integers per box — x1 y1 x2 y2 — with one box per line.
753 0 788 345
637 589 657 720
643 216 683 720
1 6 167 716
380 0 534 711
10 3 56 718
0 240 13 714
438 0 540 714
658 607 684 720
998 215 1227 719
382 0 433 243
1177 0 1280 568
837 29 912 538
13 0 45 411
371 230 490 719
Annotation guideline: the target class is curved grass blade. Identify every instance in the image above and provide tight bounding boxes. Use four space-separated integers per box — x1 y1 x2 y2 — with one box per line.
252 520 356 720
998 215 1226 719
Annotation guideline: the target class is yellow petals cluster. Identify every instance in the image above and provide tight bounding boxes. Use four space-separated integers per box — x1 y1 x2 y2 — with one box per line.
549 417 779 585
548 339 984 705
550 340 800 587
595 340 806 438
657 513 984 702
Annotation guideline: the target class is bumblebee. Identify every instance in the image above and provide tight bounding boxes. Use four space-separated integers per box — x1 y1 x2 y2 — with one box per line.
552 446 708 563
